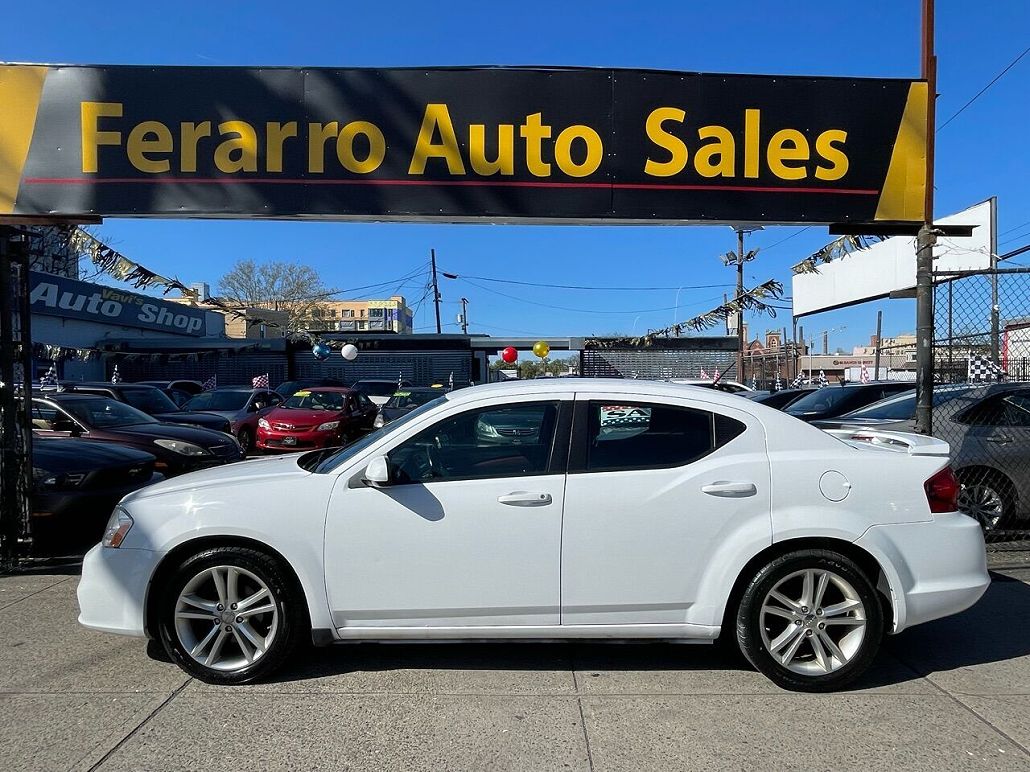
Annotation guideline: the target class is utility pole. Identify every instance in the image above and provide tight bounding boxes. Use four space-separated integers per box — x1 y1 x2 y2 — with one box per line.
914 0 937 434
459 297 469 334
430 248 442 334
873 310 883 381
736 228 745 380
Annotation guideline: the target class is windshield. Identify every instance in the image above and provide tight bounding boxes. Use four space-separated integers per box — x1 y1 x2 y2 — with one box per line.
843 386 967 420
184 390 250 412
354 381 401 397
311 395 446 473
60 397 157 428
121 388 180 414
384 390 441 409
786 387 856 415
283 390 346 410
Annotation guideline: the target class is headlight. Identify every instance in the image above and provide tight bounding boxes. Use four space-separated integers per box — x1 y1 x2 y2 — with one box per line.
258 418 270 430
32 467 86 488
153 439 211 456
373 413 385 428
102 507 133 548
316 420 340 432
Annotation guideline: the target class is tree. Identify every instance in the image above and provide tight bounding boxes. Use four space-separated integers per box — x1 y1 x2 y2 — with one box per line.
218 259 334 330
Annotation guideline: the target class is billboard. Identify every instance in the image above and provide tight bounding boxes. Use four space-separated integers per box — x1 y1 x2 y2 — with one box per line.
792 199 995 317
0 64 927 224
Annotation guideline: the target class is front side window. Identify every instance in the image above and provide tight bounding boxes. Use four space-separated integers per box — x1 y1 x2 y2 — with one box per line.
388 402 559 484
584 401 744 472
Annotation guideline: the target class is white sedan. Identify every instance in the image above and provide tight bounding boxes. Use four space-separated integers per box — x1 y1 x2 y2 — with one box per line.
78 379 989 691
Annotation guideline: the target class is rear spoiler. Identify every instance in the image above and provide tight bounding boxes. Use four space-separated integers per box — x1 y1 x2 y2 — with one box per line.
823 428 951 457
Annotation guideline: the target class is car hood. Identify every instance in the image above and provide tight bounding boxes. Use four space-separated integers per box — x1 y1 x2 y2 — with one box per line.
107 422 233 446
126 453 309 500
154 411 231 427
33 437 155 469
265 407 344 425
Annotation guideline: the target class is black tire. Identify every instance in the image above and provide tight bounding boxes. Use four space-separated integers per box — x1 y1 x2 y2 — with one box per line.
735 549 884 692
156 546 306 685
237 427 253 455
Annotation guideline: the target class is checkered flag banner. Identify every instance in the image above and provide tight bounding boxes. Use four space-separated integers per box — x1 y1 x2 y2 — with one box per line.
818 369 828 387
201 374 217 391
860 363 870 384
789 374 805 388
700 366 709 379
967 355 1005 383
252 373 269 388
111 364 122 384
39 364 58 387
774 375 782 391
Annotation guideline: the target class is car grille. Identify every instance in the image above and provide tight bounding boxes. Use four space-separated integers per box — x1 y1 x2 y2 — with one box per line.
264 438 315 448
85 462 155 489
272 422 313 432
208 442 242 459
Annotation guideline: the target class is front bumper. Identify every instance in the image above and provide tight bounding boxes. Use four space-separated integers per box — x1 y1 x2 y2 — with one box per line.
77 543 163 637
256 427 340 451
856 512 990 633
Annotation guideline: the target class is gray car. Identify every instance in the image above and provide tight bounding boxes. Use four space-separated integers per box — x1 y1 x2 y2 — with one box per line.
181 387 283 453
814 383 1030 533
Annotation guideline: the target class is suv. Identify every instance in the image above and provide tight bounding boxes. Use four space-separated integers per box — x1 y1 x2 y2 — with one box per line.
59 383 231 434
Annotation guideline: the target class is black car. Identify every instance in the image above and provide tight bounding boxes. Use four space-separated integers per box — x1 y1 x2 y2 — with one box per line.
374 386 446 428
137 380 205 408
275 378 346 397
783 382 915 422
745 387 819 410
59 382 231 434
30 393 244 476
31 437 161 552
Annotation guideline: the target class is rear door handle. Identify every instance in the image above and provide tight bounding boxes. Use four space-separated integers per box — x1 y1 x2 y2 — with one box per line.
986 436 1013 444
701 481 757 498
497 492 552 507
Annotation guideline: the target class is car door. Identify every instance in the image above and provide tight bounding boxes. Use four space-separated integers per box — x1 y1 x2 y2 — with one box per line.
561 393 770 625
355 392 377 431
954 392 1030 499
323 396 572 629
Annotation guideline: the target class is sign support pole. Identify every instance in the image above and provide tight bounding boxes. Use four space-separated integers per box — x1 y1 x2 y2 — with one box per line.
736 228 745 380
874 310 883 380
914 0 937 434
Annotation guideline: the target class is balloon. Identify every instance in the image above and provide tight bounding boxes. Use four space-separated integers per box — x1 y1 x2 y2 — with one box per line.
312 342 331 361
532 341 550 358
501 346 518 364
341 343 359 361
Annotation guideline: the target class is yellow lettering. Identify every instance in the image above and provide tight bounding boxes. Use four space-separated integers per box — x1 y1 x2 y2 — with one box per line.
767 128 809 180
214 121 258 173
744 109 761 179
409 104 466 175
554 125 603 178
180 121 212 173
469 124 515 175
520 112 552 177
266 122 298 173
693 125 735 178
126 121 172 174
336 121 385 174
814 129 849 181
81 102 122 174
644 107 688 177
308 122 339 174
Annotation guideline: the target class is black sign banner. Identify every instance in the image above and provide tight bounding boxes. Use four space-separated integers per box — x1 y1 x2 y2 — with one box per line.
0 65 927 224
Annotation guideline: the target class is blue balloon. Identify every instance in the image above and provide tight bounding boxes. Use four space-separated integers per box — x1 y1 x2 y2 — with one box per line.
312 342 331 361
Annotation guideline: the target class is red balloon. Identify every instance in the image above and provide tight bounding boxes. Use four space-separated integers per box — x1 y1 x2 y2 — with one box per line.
501 346 518 364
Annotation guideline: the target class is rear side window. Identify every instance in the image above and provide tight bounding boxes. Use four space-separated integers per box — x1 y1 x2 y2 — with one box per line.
583 401 745 472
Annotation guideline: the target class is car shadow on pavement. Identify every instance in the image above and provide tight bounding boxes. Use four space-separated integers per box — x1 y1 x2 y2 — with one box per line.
265 574 1030 690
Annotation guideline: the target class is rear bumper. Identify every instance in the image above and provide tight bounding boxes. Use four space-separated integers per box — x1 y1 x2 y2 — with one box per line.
856 512 990 633
77 543 162 637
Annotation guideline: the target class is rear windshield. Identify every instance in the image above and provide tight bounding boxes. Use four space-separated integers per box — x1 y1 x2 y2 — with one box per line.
354 381 399 397
786 388 855 414
843 386 974 420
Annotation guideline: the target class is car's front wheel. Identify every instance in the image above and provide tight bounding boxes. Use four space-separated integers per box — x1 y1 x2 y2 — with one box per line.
156 546 305 684
736 549 884 692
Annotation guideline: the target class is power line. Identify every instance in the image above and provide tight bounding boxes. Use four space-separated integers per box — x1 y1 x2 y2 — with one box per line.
1001 231 1030 248
938 44 1030 131
442 271 732 292
1000 219 1030 237
758 227 811 253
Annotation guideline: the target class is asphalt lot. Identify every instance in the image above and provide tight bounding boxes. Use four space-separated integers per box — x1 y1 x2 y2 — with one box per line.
2 566 1030 771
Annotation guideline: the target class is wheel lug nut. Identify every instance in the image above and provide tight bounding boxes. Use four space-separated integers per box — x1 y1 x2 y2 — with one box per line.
225 625 232 632
802 606 809 613
231 603 237 610
235 616 243 623
816 609 823 616
794 620 802 626
217 604 224 611
818 622 826 630
805 629 814 636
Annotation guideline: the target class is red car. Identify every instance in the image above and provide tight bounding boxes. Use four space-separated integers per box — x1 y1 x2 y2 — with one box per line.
256 387 378 452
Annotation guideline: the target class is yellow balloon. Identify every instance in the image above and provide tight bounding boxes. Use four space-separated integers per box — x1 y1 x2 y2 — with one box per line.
532 340 550 358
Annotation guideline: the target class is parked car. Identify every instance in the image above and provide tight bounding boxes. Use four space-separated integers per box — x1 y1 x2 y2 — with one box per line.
274 378 346 398
30 393 243 476
784 382 914 422
137 380 205 408
60 382 231 434
813 383 1030 533
256 387 378 452
31 437 161 552
373 386 446 428
181 387 283 453
745 387 819 410
667 378 753 393
78 379 987 691
351 378 413 406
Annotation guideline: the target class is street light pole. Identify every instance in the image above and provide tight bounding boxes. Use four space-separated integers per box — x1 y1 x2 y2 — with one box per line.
459 297 469 334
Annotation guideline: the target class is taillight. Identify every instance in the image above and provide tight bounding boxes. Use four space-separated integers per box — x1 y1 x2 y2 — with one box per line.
925 467 959 513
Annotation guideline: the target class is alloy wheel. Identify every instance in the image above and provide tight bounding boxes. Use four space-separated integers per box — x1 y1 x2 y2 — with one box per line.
958 483 1004 532
174 565 279 672
759 568 867 676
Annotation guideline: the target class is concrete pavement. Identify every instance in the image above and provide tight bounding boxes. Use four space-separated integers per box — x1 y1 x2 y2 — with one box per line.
2 567 1029 771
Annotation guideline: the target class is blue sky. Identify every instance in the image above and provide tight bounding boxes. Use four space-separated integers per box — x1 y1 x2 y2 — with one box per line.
7 0 1029 351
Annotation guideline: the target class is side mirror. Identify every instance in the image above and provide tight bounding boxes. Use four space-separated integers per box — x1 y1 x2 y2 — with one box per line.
363 455 391 487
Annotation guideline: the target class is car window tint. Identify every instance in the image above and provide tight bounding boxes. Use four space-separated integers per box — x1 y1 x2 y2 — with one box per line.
585 401 744 472
1000 394 1030 427
32 403 63 430
389 402 559 483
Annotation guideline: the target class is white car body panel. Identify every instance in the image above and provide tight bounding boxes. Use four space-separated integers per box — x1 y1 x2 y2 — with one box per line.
77 379 989 650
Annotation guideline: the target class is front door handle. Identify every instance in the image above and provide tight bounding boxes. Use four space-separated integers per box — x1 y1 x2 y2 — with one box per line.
497 492 552 507
701 481 757 498
985 436 1013 444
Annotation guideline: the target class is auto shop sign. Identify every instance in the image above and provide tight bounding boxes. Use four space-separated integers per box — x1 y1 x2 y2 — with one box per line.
0 65 928 225
29 271 207 336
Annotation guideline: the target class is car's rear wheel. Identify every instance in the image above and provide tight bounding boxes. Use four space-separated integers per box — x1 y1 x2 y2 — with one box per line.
156 546 305 684
956 469 1014 534
736 549 883 692
237 427 253 454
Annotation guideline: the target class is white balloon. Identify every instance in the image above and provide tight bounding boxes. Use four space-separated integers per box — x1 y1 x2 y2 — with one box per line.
341 343 358 361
